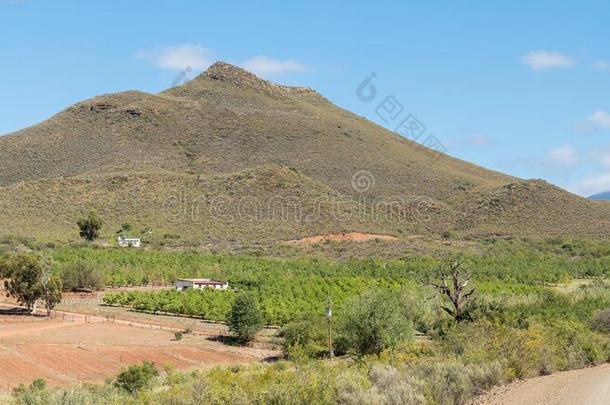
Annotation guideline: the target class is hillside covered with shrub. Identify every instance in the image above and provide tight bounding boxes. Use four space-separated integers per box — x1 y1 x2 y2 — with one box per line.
2 62 610 245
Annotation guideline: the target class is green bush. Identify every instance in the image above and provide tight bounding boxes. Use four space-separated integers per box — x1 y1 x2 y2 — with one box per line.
337 289 414 356
59 261 104 291
11 378 49 405
114 361 159 394
397 287 436 333
279 316 328 360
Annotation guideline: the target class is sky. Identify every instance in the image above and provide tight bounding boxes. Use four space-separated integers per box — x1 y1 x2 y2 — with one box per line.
1 0 609 196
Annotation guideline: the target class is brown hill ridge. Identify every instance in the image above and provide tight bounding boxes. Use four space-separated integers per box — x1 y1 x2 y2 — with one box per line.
1 61 609 243
199 61 321 97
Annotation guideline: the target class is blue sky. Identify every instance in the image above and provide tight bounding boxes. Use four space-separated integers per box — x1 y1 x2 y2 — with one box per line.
1 0 609 196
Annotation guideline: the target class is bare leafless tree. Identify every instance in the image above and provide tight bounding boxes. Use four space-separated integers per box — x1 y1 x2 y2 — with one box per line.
430 258 475 322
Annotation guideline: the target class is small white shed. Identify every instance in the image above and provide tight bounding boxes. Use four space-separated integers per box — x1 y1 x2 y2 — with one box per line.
175 278 229 291
117 236 141 248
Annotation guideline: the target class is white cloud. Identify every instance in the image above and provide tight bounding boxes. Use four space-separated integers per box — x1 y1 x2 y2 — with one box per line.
522 50 574 71
569 172 610 197
594 61 610 71
241 56 309 77
548 145 578 166
136 46 310 79
137 44 213 70
588 110 610 129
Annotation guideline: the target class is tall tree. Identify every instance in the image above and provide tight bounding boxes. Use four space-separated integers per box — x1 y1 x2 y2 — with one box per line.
77 210 103 241
2 254 62 315
228 294 264 344
3 255 43 313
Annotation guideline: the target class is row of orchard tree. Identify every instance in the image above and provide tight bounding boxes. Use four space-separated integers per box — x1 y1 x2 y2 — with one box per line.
102 259 475 327
0 254 62 315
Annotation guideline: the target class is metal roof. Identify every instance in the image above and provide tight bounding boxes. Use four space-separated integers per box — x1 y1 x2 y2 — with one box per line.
176 278 227 284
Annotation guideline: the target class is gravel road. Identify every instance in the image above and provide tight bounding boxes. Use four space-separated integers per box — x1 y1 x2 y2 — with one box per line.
473 363 610 405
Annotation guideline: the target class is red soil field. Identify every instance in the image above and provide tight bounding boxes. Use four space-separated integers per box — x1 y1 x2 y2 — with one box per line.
0 313 262 391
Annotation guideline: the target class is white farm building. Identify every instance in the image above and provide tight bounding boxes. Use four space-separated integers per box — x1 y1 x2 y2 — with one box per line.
117 236 141 248
175 278 229 291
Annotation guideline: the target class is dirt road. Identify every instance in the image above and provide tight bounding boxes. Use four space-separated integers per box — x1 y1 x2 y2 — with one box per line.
474 363 610 405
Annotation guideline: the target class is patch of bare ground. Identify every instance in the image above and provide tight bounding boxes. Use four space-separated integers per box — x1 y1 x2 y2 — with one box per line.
284 232 398 245
0 306 277 392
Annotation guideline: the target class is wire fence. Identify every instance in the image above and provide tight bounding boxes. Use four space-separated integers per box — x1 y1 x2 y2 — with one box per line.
48 309 232 338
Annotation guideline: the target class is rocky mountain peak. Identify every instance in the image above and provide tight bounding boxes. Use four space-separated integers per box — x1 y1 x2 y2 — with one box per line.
189 61 321 98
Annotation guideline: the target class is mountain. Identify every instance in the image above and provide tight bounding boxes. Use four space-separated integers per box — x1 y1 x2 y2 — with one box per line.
589 191 610 201
2 61 610 245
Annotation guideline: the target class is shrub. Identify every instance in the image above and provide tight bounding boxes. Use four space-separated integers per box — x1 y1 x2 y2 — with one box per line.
30 378 46 391
41 275 63 316
279 316 327 360
335 368 384 405
117 223 132 235
228 294 264 344
442 231 455 240
369 365 426 405
398 287 436 334
11 378 49 404
59 262 104 291
114 361 159 394
466 361 506 394
418 361 473 405
337 289 414 356
592 308 610 333
183 323 195 334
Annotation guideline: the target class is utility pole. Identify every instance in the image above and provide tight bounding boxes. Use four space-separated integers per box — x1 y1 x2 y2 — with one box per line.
325 298 334 359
